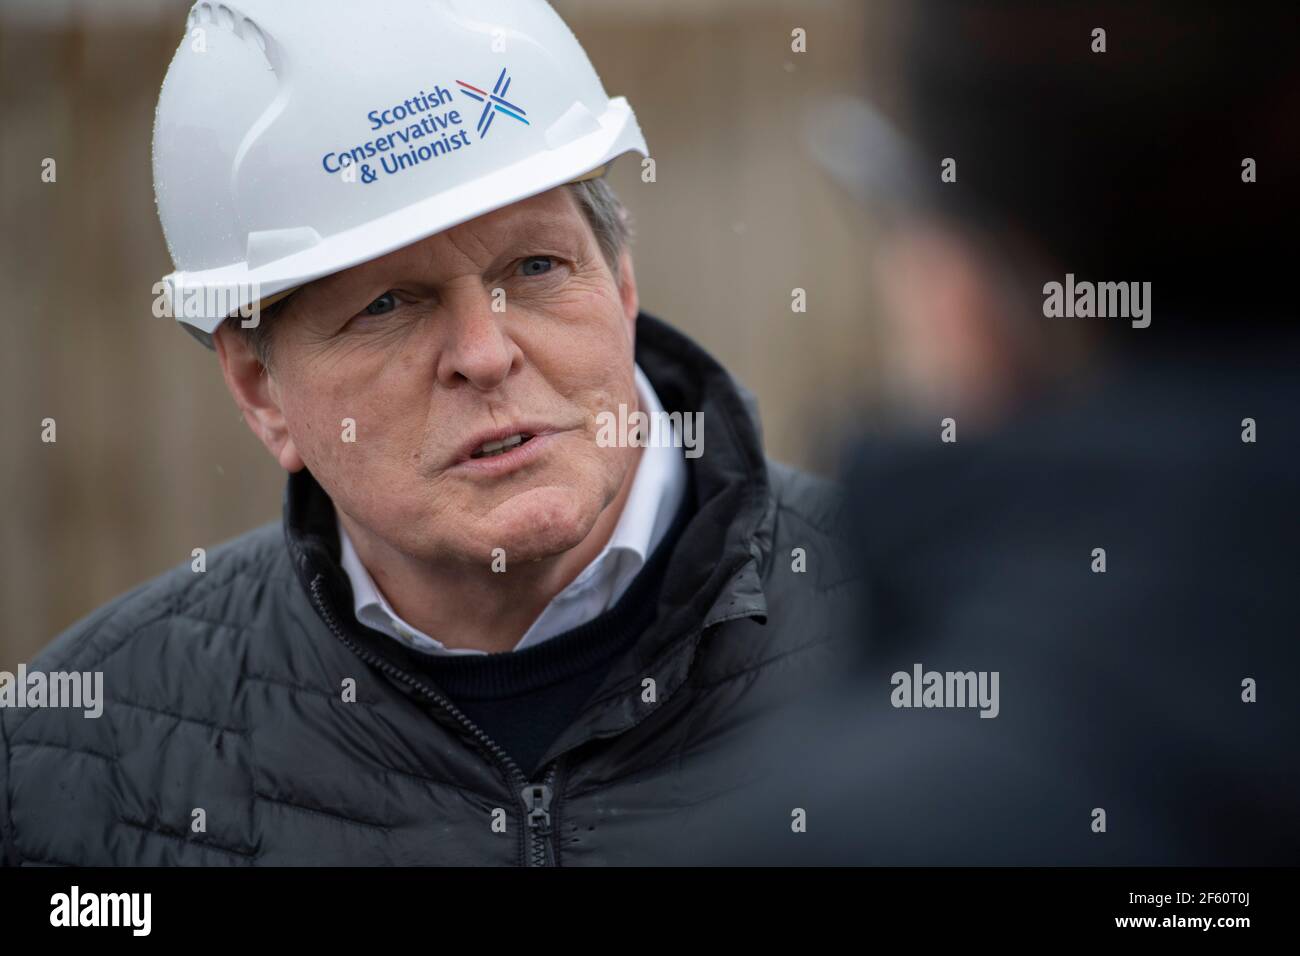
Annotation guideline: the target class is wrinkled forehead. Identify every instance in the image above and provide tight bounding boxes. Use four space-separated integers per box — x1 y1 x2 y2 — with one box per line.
315 187 593 288
440 185 592 251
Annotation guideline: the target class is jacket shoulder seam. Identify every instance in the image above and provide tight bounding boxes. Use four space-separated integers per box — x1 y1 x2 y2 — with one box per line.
767 461 845 535
774 498 842 540
689 629 839 692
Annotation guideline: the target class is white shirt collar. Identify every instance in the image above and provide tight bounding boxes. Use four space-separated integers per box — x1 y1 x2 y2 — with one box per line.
337 363 687 656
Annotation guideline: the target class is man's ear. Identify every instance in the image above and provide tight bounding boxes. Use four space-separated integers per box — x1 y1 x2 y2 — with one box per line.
212 323 305 473
617 247 639 340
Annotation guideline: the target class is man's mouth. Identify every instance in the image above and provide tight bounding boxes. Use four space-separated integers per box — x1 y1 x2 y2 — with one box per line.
470 433 534 460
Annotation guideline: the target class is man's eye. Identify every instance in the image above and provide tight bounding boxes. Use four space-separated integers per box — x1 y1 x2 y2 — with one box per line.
518 256 556 277
362 292 398 316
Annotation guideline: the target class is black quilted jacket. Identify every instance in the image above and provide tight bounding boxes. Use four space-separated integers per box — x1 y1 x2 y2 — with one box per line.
0 313 854 866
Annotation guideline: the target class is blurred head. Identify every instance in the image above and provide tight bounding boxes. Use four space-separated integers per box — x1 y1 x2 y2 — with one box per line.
878 0 1298 342
847 0 1299 430
213 179 643 569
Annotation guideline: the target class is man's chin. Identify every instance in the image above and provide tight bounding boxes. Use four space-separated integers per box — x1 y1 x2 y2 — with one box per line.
463 485 599 566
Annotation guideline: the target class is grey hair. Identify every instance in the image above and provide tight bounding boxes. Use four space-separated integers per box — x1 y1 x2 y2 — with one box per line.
236 175 631 370
567 174 632 282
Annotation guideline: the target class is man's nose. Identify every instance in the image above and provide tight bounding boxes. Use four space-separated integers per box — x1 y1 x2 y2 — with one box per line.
435 291 523 390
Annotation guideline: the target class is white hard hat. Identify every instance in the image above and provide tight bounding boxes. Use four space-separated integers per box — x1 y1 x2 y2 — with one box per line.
152 0 648 348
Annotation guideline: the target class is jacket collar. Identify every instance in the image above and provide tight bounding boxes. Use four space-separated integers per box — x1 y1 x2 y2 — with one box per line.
283 310 774 751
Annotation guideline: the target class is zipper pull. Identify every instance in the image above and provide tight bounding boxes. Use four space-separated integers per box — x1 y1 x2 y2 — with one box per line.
522 783 553 831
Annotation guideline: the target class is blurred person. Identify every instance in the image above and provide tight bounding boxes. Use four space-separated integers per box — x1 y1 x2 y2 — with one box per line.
715 0 1300 864
0 0 852 866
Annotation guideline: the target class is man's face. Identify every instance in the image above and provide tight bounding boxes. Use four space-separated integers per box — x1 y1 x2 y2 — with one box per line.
247 186 641 567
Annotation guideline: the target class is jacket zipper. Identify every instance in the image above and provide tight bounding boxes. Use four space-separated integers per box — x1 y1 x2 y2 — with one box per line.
309 573 562 866
522 761 561 867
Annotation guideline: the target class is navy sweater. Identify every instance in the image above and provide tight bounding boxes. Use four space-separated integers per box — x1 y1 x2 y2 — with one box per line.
405 487 691 778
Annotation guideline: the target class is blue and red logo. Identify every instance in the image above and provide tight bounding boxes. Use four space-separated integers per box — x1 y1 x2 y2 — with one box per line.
456 68 529 139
